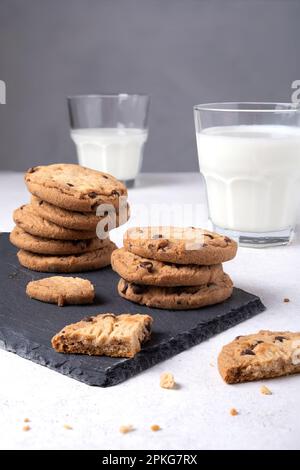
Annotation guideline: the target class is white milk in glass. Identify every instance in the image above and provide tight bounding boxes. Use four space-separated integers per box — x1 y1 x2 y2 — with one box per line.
71 128 148 181
196 125 300 233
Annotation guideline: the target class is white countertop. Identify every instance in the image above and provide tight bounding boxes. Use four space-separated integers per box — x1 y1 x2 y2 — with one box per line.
0 171 300 450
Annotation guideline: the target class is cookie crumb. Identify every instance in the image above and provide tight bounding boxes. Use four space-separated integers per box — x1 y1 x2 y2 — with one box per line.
119 425 134 434
160 372 175 389
63 424 73 430
22 425 31 431
230 408 238 416
24 418 30 423
150 424 161 432
283 298 290 303
209 362 215 367
260 385 272 395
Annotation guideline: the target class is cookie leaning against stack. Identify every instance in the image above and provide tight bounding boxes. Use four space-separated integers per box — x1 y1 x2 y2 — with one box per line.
112 226 237 310
10 164 129 272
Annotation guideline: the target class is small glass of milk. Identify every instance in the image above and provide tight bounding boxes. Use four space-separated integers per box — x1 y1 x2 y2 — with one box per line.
68 94 150 187
194 102 300 247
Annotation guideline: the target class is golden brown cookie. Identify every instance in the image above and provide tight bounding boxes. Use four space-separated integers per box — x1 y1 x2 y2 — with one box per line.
31 195 130 231
10 226 109 255
111 247 224 286
13 205 95 240
51 313 153 358
25 164 127 212
17 241 116 272
26 276 95 306
118 273 233 310
124 227 237 265
218 330 300 384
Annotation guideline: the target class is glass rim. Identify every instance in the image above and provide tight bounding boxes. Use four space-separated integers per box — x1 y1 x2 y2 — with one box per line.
67 93 149 100
193 102 300 113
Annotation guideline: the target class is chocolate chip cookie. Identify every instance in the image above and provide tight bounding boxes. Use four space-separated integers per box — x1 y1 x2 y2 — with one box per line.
31 195 130 231
17 241 117 272
25 164 127 212
10 226 109 255
118 273 233 309
123 227 237 265
26 276 95 306
111 247 224 286
52 313 153 358
13 205 95 240
218 330 300 384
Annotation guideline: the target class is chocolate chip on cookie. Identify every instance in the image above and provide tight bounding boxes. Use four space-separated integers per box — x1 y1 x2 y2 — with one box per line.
240 348 256 356
27 166 38 174
139 261 154 273
274 336 288 342
120 281 129 294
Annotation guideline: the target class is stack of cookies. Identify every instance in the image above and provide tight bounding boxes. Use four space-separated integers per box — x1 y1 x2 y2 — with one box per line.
10 164 129 273
112 227 238 310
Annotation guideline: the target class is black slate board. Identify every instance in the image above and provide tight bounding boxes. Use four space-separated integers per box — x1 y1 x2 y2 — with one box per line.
0 233 265 387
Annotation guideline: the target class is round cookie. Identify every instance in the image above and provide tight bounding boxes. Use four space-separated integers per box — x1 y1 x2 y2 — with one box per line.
31 195 130 231
25 164 127 212
124 227 237 265
10 226 109 255
17 241 117 273
26 276 95 306
118 273 233 310
13 205 96 240
111 248 224 286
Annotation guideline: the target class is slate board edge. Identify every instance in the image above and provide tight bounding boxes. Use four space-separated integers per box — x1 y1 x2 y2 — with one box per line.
0 295 265 387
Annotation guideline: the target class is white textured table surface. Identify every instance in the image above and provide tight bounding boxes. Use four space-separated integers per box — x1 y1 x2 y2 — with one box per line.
0 172 300 450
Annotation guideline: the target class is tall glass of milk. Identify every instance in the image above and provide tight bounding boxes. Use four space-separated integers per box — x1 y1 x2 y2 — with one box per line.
194 102 300 247
68 94 150 187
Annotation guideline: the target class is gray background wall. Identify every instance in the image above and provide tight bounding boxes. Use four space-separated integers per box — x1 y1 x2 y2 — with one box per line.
0 0 300 172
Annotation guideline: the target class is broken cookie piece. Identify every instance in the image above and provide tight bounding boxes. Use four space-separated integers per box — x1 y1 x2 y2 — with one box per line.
150 424 161 432
260 385 272 395
51 313 153 358
218 330 300 384
160 372 175 389
119 425 134 434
